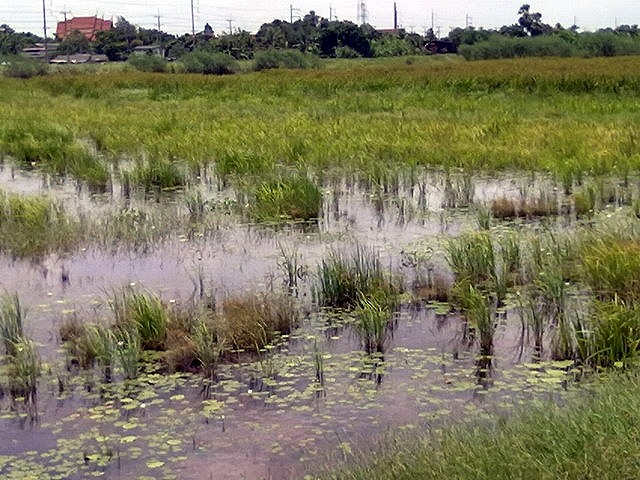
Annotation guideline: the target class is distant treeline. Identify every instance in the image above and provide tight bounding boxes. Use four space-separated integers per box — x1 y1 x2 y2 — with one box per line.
457 29 640 60
3 3 640 61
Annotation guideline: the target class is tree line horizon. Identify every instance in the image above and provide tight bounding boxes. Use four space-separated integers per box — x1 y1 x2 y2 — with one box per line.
1 4 640 61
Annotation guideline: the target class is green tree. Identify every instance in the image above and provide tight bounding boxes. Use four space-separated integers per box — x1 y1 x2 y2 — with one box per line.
518 4 552 36
92 17 138 61
57 30 90 55
318 21 372 57
0 24 41 55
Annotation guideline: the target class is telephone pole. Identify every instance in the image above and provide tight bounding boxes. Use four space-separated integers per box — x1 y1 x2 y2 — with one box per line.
153 12 162 46
358 1 367 25
465 14 472 28
42 0 48 62
190 0 195 36
227 18 233 34
60 8 71 61
393 2 398 31
290 4 300 23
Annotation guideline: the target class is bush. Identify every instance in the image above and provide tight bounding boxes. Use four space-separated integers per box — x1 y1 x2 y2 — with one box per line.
180 51 237 75
335 46 361 58
459 32 640 61
128 54 166 72
2 55 48 78
253 49 321 71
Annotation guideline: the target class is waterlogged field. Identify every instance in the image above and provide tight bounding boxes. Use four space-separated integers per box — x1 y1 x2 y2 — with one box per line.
1 56 640 479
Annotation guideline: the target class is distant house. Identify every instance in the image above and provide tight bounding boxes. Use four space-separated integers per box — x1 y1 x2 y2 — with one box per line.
22 43 59 59
132 45 165 57
56 16 112 41
49 53 109 64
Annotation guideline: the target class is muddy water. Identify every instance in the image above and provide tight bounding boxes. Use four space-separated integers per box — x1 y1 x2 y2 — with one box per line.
0 169 573 479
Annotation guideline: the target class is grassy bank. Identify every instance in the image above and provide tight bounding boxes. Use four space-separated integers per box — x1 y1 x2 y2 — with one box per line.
325 372 640 480
1 56 640 188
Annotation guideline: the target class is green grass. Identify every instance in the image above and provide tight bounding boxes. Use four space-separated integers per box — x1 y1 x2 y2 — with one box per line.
247 174 322 222
354 293 393 354
3 56 640 188
0 293 25 356
110 288 169 351
0 189 78 258
315 244 400 309
324 372 640 480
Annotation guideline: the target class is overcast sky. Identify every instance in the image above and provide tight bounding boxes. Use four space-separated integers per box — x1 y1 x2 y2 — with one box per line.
2 1 638 37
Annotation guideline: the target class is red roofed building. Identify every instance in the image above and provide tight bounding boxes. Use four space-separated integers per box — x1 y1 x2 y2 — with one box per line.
56 16 113 41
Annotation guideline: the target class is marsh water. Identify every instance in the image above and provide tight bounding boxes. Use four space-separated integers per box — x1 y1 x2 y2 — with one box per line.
0 166 576 479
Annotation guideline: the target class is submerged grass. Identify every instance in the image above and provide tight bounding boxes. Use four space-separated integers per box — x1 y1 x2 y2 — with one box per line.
0 189 78 258
325 372 640 480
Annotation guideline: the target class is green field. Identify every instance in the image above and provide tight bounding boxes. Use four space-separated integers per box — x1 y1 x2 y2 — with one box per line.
2 55 640 479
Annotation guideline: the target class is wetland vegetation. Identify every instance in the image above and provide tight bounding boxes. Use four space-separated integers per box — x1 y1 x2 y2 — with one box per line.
1 55 640 478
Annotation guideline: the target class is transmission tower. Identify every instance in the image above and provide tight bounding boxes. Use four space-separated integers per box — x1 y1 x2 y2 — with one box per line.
357 1 368 25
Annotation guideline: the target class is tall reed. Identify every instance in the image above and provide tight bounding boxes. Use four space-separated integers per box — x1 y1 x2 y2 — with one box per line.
354 293 393 354
453 280 494 356
7 337 41 404
0 293 25 356
315 244 400 309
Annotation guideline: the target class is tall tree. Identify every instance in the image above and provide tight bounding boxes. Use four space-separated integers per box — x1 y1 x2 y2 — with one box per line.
518 4 552 36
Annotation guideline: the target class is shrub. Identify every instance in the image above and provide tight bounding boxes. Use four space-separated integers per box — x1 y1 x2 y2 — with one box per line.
180 51 237 75
2 55 48 78
253 49 321 71
128 54 166 73
335 46 361 58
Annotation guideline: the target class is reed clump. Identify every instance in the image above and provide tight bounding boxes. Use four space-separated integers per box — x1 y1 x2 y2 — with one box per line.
110 288 169 351
248 175 322 222
0 190 78 258
0 293 25 356
220 291 299 351
354 293 394 354
315 245 401 309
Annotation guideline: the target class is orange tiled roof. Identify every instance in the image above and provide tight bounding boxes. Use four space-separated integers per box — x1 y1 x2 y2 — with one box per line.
56 16 113 41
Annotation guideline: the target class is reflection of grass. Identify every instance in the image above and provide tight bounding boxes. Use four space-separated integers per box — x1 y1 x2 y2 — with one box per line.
329 372 640 480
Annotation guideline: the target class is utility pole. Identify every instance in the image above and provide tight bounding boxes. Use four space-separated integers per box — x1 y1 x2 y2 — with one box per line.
393 2 398 31
431 10 435 31
42 0 48 62
60 8 71 38
153 11 162 46
329 5 332 22
190 0 195 36
465 14 472 28
358 1 367 25
290 4 300 23
60 8 71 62
227 18 233 34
